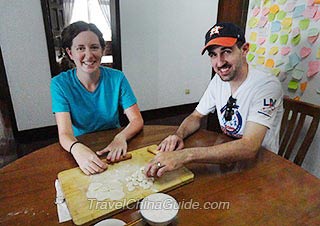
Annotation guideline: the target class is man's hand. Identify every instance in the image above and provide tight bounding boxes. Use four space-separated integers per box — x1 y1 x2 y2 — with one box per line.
158 134 184 152
144 151 187 177
96 135 128 162
71 143 108 175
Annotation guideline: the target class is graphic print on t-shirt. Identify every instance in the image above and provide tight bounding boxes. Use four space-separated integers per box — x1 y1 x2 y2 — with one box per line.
220 103 243 138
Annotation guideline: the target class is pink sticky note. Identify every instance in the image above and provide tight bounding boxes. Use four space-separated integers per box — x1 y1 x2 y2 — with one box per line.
258 37 266 45
307 61 320 77
286 3 295 12
292 27 300 37
314 10 320 21
252 7 261 16
308 34 319 44
281 47 291 56
303 6 318 18
307 0 314 6
262 7 270 16
259 16 268 27
300 47 312 58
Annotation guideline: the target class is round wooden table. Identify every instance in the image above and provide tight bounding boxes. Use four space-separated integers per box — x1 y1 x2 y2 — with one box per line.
1 125 320 225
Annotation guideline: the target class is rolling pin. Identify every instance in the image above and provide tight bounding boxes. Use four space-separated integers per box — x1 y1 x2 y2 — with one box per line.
102 153 132 164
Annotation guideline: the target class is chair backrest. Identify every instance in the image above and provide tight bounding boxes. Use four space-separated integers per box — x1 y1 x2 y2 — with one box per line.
279 97 320 166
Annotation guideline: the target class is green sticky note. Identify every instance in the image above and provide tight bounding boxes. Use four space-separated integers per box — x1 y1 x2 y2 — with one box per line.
292 69 304 81
268 13 276 22
291 34 301 46
299 19 310 30
272 68 281 76
308 28 318 37
280 34 288 45
277 10 287 20
247 53 255 62
249 43 257 52
248 17 259 28
278 0 287 4
285 63 293 72
288 80 299 90
269 34 278 43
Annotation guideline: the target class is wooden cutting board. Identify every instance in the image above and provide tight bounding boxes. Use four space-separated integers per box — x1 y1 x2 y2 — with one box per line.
58 145 194 225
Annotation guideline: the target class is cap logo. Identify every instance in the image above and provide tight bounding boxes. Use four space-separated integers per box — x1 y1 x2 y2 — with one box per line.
210 26 223 37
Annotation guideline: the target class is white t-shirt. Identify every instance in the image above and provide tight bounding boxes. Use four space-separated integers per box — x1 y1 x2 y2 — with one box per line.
196 66 283 152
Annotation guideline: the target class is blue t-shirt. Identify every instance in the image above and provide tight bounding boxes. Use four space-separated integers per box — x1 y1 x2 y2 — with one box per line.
50 67 137 136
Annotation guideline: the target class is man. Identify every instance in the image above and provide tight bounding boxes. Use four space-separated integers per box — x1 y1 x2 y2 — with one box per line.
145 22 283 177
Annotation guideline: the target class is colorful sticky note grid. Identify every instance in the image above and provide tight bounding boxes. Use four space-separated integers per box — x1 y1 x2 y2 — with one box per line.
300 47 312 58
299 18 310 30
280 34 288 45
249 43 257 52
265 59 275 68
257 56 266 65
250 32 258 42
256 47 266 55
269 46 279 55
247 53 255 62
288 80 299 90
293 5 306 18
291 34 301 46
280 47 291 56
270 4 280 14
276 10 287 20
292 69 304 80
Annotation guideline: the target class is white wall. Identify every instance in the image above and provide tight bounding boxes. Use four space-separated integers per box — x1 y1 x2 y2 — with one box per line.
120 0 218 110
0 0 55 131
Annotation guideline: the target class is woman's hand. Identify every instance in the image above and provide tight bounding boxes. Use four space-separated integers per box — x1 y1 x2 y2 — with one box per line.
96 135 127 162
71 143 108 175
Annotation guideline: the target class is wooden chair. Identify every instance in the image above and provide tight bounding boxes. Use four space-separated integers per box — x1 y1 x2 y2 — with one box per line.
278 97 320 166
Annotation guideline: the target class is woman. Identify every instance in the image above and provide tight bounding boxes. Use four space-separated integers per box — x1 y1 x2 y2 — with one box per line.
50 21 143 175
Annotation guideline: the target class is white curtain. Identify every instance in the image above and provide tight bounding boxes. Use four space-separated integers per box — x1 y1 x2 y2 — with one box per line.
97 0 111 29
63 0 75 26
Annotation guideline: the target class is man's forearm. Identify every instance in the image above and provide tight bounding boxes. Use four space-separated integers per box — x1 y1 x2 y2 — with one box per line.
175 112 202 139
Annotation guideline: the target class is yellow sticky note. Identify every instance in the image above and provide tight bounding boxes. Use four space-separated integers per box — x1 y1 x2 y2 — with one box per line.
250 32 258 42
317 48 320 59
265 59 275 68
256 47 266 55
270 4 280 14
248 17 259 28
269 46 279 55
282 18 292 29
257 56 266 65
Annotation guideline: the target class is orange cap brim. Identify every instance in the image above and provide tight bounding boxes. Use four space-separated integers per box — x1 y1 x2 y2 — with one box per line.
201 37 237 55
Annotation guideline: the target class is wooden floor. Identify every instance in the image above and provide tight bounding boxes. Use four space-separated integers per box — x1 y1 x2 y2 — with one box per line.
0 113 208 168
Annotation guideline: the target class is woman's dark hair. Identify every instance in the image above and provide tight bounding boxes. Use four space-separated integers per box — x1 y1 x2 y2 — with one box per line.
61 21 106 51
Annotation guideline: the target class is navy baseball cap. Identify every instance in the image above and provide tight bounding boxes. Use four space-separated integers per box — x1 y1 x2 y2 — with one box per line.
201 22 246 55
